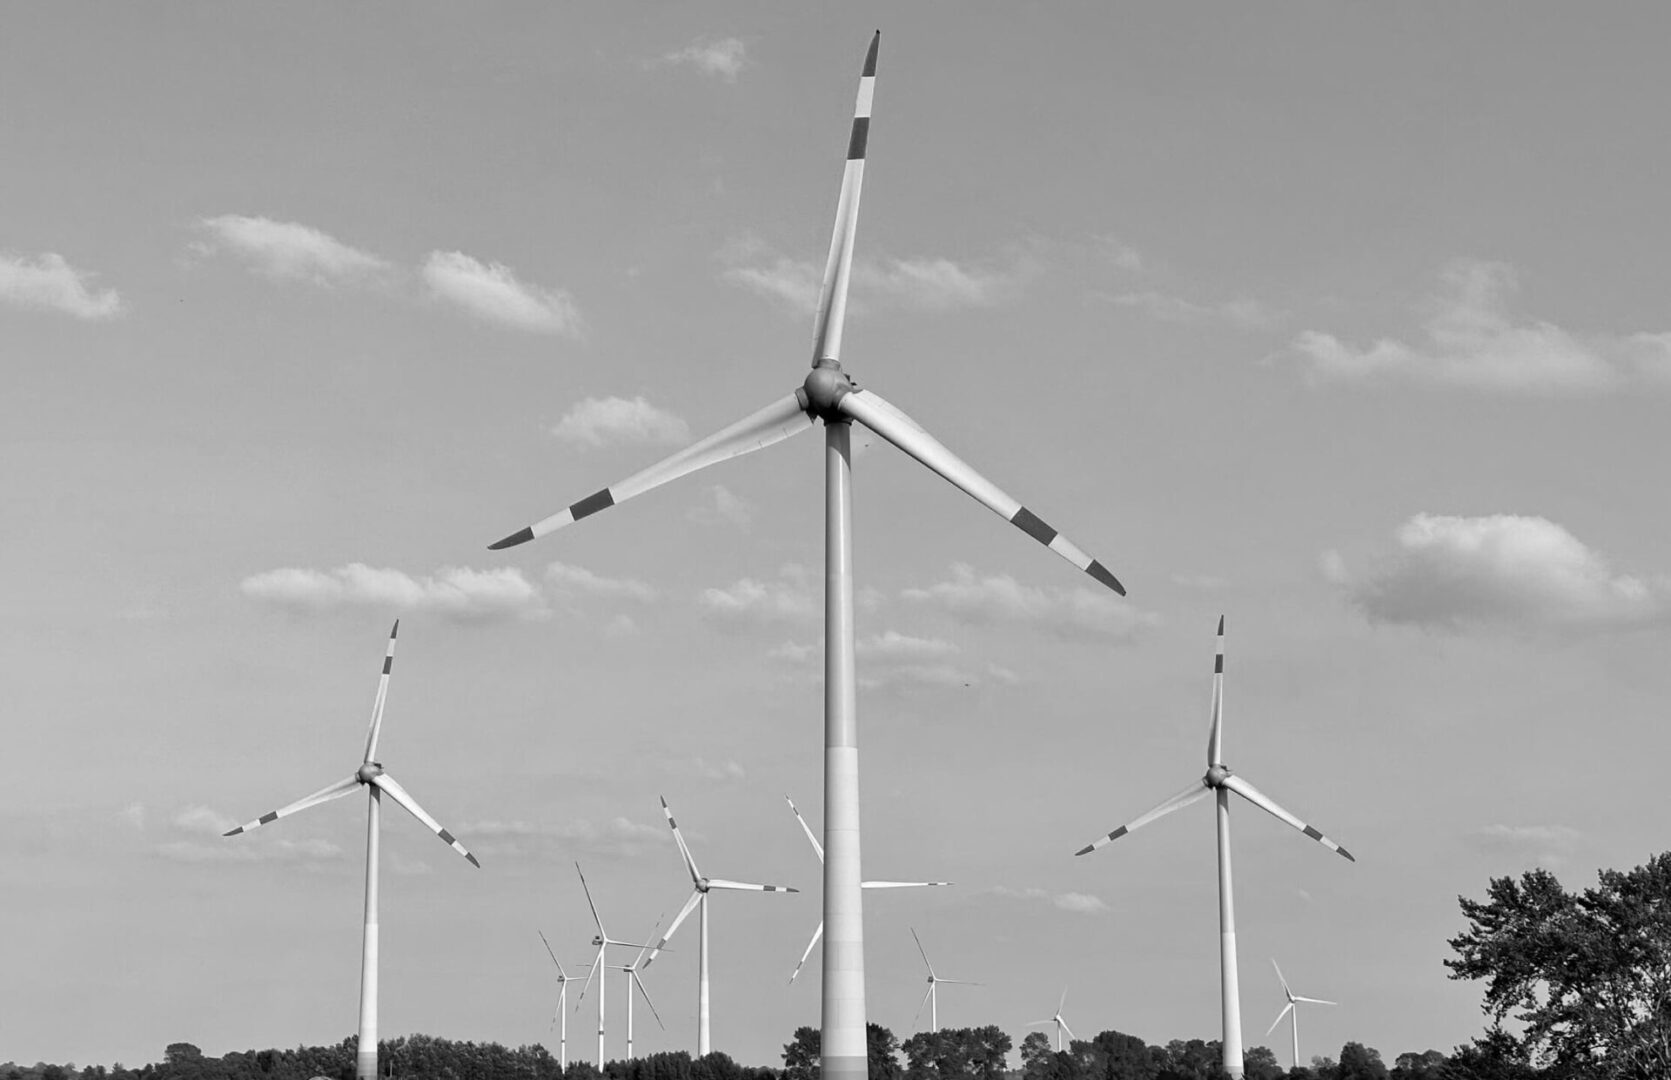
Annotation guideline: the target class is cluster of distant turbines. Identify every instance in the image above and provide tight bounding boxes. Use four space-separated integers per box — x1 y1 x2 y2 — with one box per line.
224 31 1353 1080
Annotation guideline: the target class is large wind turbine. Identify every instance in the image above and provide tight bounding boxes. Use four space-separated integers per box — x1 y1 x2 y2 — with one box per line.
486 35 1125 1080
644 797 797 1054
1027 988 1075 1052
603 927 667 1060
574 863 658 1066
1074 618 1354 1080
223 622 480 1080
910 928 978 1032
784 795 950 984
538 932 578 1068
1266 959 1335 1070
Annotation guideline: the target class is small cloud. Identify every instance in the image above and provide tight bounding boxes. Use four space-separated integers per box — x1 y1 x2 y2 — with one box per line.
659 36 749 82
604 614 640 638
857 630 959 660
546 562 657 603
1096 235 1145 274
0 250 124 319
768 640 817 663
1170 573 1227 590
1108 289 1283 330
719 238 1035 313
1291 259 1664 394
119 803 147 830
1468 824 1583 868
552 396 690 449
903 563 1159 641
156 804 345 865
1318 549 1349 586
688 484 755 529
463 816 669 859
989 885 1109 915
723 256 822 310
241 563 547 622
658 757 747 782
173 805 237 836
195 215 389 286
388 851 434 876
701 564 819 628
422 250 581 336
1338 514 1671 633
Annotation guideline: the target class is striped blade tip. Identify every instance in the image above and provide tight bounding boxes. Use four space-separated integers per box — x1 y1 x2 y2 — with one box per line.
488 526 535 550
1086 560 1125 596
1217 615 1224 635
1337 846 1356 863
223 827 243 837
467 852 482 868
1073 845 1094 856
863 31 879 75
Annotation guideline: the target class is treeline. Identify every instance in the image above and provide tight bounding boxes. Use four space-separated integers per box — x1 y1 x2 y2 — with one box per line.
0 1026 1547 1080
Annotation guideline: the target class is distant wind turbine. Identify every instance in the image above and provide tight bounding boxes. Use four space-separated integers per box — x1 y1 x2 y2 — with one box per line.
910 928 978 1032
485 34 1126 1080
1267 959 1335 1070
602 921 667 1060
223 622 480 1080
1074 618 1354 1080
784 795 950 984
1027 988 1075 1051
538 931 577 1069
644 797 797 1055
573 863 658 1066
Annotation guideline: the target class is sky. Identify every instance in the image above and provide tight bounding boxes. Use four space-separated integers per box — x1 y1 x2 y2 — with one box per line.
4 2 1670 1071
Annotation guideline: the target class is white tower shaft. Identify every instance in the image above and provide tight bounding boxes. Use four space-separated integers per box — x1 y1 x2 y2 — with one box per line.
698 893 711 1055
1217 788 1243 1080
357 787 380 1080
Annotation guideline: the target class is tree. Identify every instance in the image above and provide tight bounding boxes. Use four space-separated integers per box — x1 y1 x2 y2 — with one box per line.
1241 1047 1282 1080
1019 1035 1053 1080
1447 852 1671 1078
1335 1043 1387 1080
868 1024 903 1080
783 1027 820 1080
1389 1050 1444 1079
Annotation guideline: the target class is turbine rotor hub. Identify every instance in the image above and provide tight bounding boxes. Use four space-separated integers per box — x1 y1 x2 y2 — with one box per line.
697 877 710 892
1205 764 1231 788
802 362 856 420
356 762 384 783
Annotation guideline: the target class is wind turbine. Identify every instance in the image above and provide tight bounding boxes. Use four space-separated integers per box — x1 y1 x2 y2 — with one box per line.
573 863 658 1066
604 924 667 1060
1027 988 1075 1052
223 621 480 1080
1267 959 1335 1070
644 797 797 1055
538 932 578 1069
785 795 950 984
486 34 1125 1080
910 928 978 1032
1074 618 1354 1080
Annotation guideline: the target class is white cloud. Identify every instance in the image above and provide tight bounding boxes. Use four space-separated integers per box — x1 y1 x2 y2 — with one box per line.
422 250 581 336
768 640 817 663
857 630 959 660
604 613 640 638
196 214 389 286
241 563 546 622
701 564 819 627
659 37 749 82
173 805 237 836
1096 234 1145 273
462 816 669 859
119 803 146 830
545 562 657 603
903 563 1159 641
1340 514 1671 632
771 629 1006 691
1170 573 1227 590
990 885 1109 915
658 757 747 782
720 238 1035 313
0 250 124 319
1292 259 1671 393
156 804 345 865
723 256 822 310
552 395 690 448
1110 290 1283 330
688 484 756 529
1468 824 1583 868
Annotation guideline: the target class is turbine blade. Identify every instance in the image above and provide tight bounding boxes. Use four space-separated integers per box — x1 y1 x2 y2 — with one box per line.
659 795 703 883
837 387 1125 595
1074 778 1211 855
643 889 702 969
1060 1020 1075 1041
223 774 359 836
861 880 952 889
574 944 604 1005
1207 615 1225 766
809 31 880 368
1058 987 1068 1014
363 620 399 763
1272 957 1292 998
1221 774 1355 862
575 862 606 935
539 930 564 975
1026 1021 1053 1028
488 393 814 549
1265 1001 1294 1037
910 927 936 978
631 915 664 968
370 773 479 866
912 984 933 1029
633 970 666 1031
790 921 824 984
1294 996 1337 1006
786 794 825 862
704 878 797 892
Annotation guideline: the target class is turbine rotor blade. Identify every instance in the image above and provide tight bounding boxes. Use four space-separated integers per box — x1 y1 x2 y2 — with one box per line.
1075 778 1211 855
1060 1020 1075 1041
910 927 936 977
575 943 604 1005
489 393 814 549
632 970 666 1031
575 863 607 936
786 794 825 862
643 888 702 969
790 921 824 984
1058 988 1068 1014
704 878 797 892
223 774 360 836
539 930 564 975
1207 616 1225 766
809 31 879 368
912 984 933 1029
861 880 952 889
1220 773 1355 862
660 796 703 883
1266 1001 1294 1037
363 620 399 763
370 773 479 866
1294 996 1337 1006
836 388 1125 595
1272 957 1292 998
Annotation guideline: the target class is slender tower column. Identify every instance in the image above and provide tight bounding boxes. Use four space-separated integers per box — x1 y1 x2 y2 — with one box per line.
1217 788 1244 1080
1292 1001 1300 1071
625 970 635 1060
598 946 606 1067
698 893 712 1055
822 420 867 1080
357 787 381 1080
930 983 937 1033
559 990 567 1070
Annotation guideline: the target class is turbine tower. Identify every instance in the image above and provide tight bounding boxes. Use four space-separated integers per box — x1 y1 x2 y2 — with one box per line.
785 795 951 983
1074 618 1354 1080
910 928 978 1032
486 36 1126 1080
223 622 481 1080
1027 988 1075 1052
538 931 577 1069
644 797 797 1055
574 864 658 1066
1267 959 1335 1070
602 925 666 1060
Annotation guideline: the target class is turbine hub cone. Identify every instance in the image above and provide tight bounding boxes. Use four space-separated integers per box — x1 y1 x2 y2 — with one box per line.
356 762 384 783
697 877 711 892
803 362 855 419
1205 764 1231 788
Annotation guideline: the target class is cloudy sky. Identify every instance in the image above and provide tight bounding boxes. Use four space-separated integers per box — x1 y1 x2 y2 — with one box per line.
4 3 1669 1071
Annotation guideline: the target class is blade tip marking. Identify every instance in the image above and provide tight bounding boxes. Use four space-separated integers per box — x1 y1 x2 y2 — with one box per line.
863 32 880 76
258 812 278 825
1217 614 1225 634
223 828 242 837
847 117 870 160
489 526 535 550
468 853 482 868
391 619 400 637
1011 506 1058 547
1085 560 1126 595
569 488 615 521
1338 847 1356 862
1073 844 1094 856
